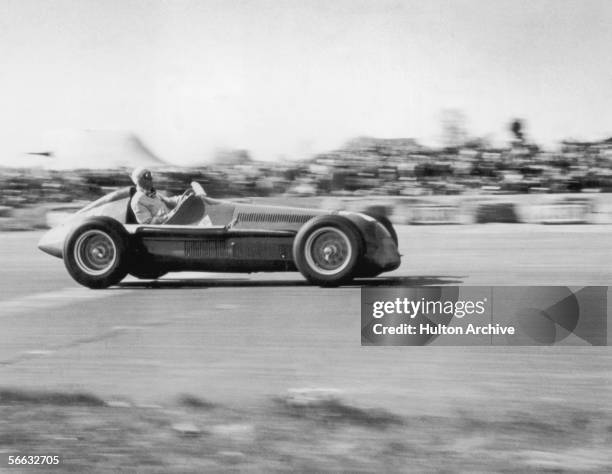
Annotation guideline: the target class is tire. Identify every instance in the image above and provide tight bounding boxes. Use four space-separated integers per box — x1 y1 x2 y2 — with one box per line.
362 212 398 246
358 269 383 278
129 268 167 280
63 217 129 289
293 215 363 286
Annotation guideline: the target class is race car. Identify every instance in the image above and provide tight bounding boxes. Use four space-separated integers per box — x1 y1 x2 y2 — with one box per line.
38 182 401 288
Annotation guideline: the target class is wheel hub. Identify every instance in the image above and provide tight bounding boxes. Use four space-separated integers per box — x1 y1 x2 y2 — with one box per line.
304 227 353 275
74 230 117 276
93 247 106 259
322 244 337 262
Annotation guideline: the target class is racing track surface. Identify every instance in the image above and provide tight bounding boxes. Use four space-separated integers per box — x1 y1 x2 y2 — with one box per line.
1 224 611 416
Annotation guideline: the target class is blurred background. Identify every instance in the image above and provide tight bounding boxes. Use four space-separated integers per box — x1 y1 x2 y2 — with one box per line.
3 122 612 207
1 0 612 213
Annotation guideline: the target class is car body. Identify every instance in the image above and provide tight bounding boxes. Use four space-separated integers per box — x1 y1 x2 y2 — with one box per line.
38 183 401 288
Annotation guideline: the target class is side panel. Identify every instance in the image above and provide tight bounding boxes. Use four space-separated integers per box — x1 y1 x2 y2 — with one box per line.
135 232 297 272
131 213 400 275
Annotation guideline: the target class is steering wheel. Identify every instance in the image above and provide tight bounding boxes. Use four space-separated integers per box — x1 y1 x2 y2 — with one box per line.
175 180 207 206
178 188 194 202
161 183 206 225
169 182 206 215
162 188 193 223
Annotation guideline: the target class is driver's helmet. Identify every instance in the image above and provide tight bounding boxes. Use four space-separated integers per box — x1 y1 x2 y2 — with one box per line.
131 167 152 188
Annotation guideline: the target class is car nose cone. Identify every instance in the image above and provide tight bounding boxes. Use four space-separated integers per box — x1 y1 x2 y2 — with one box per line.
38 226 66 258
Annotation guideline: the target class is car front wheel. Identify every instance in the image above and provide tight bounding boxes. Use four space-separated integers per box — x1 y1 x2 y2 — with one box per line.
63 217 129 289
293 215 362 286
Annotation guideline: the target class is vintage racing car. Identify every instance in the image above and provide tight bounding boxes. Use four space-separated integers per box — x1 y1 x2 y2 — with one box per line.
38 182 401 288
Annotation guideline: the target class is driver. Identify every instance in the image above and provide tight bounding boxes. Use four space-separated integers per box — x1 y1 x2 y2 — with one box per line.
130 167 190 224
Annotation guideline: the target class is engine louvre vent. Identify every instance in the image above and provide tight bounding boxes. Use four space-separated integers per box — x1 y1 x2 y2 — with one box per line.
233 242 291 260
184 238 291 260
185 240 228 258
236 212 315 224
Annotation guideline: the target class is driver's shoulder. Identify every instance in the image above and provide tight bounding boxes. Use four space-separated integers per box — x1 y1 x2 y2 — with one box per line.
132 190 147 202
132 190 160 207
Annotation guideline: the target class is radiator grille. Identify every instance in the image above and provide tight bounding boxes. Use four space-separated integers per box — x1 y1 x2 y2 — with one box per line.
236 212 315 224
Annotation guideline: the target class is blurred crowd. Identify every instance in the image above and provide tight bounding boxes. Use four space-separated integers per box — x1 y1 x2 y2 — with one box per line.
2 135 612 207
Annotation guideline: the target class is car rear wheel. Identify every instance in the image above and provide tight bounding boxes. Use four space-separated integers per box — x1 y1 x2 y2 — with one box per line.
293 215 362 286
63 217 129 289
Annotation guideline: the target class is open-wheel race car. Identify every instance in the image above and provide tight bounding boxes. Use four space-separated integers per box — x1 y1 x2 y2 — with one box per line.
38 182 401 288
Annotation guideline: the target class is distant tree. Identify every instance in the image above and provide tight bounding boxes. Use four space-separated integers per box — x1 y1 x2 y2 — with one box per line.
510 119 525 143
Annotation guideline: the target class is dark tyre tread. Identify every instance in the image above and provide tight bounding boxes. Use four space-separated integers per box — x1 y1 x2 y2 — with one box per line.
129 269 167 280
293 215 363 286
63 217 129 289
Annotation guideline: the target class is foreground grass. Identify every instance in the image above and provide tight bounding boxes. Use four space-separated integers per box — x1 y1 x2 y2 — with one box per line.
0 388 611 472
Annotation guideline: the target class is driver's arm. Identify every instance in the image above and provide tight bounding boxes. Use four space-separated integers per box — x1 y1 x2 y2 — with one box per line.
159 193 180 209
150 209 169 224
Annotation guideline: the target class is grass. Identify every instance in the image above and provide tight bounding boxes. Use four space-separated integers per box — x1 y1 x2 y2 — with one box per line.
0 388 611 472
274 394 403 428
177 394 217 410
